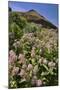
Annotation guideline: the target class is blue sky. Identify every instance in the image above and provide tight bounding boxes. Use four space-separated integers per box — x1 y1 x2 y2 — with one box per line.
8 1 58 27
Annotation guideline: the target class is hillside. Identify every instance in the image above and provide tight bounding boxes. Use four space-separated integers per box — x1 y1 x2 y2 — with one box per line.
9 8 58 88
9 9 57 29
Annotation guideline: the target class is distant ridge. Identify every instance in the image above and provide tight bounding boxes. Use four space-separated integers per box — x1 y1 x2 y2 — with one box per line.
26 9 45 19
24 9 57 29
9 8 57 29
27 9 37 12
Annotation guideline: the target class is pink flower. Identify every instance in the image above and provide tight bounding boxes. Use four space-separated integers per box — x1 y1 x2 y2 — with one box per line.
22 64 27 69
31 76 37 85
9 50 17 64
31 47 35 58
19 69 25 77
48 61 55 68
12 67 19 76
38 58 48 65
27 64 33 71
18 54 25 64
13 41 20 48
43 59 48 65
36 79 42 86
38 58 43 64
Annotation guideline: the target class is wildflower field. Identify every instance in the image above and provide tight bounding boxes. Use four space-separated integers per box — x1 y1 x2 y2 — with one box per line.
9 11 58 88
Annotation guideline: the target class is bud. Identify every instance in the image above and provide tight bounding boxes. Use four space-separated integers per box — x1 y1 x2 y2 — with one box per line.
31 47 35 58
22 64 27 69
19 69 25 77
36 79 42 86
48 61 55 68
18 54 25 64
43 59 48 65
31 76 37 85
12 67 19 76
27 64 33 71
33 65 38 75
38 58 43 64
9 50 17 64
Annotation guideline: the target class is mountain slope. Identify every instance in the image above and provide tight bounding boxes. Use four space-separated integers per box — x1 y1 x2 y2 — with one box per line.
19 9 57 29
9 9 57 29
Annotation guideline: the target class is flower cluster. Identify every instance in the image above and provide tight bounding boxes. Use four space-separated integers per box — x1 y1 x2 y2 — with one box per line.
9 14 58 88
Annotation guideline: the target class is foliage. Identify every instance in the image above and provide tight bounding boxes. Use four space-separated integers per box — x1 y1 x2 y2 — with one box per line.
9 12 58 88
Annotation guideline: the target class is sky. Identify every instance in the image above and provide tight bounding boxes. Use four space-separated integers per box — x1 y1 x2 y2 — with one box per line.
8 1 58 27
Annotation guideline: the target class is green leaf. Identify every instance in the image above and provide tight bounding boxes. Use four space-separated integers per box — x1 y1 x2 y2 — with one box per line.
42 64 49 71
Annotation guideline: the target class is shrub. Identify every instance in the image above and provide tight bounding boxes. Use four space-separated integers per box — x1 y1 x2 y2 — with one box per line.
9 12 58 88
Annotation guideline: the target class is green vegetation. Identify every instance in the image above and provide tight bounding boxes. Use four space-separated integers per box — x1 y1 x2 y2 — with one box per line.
9 10 58 88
